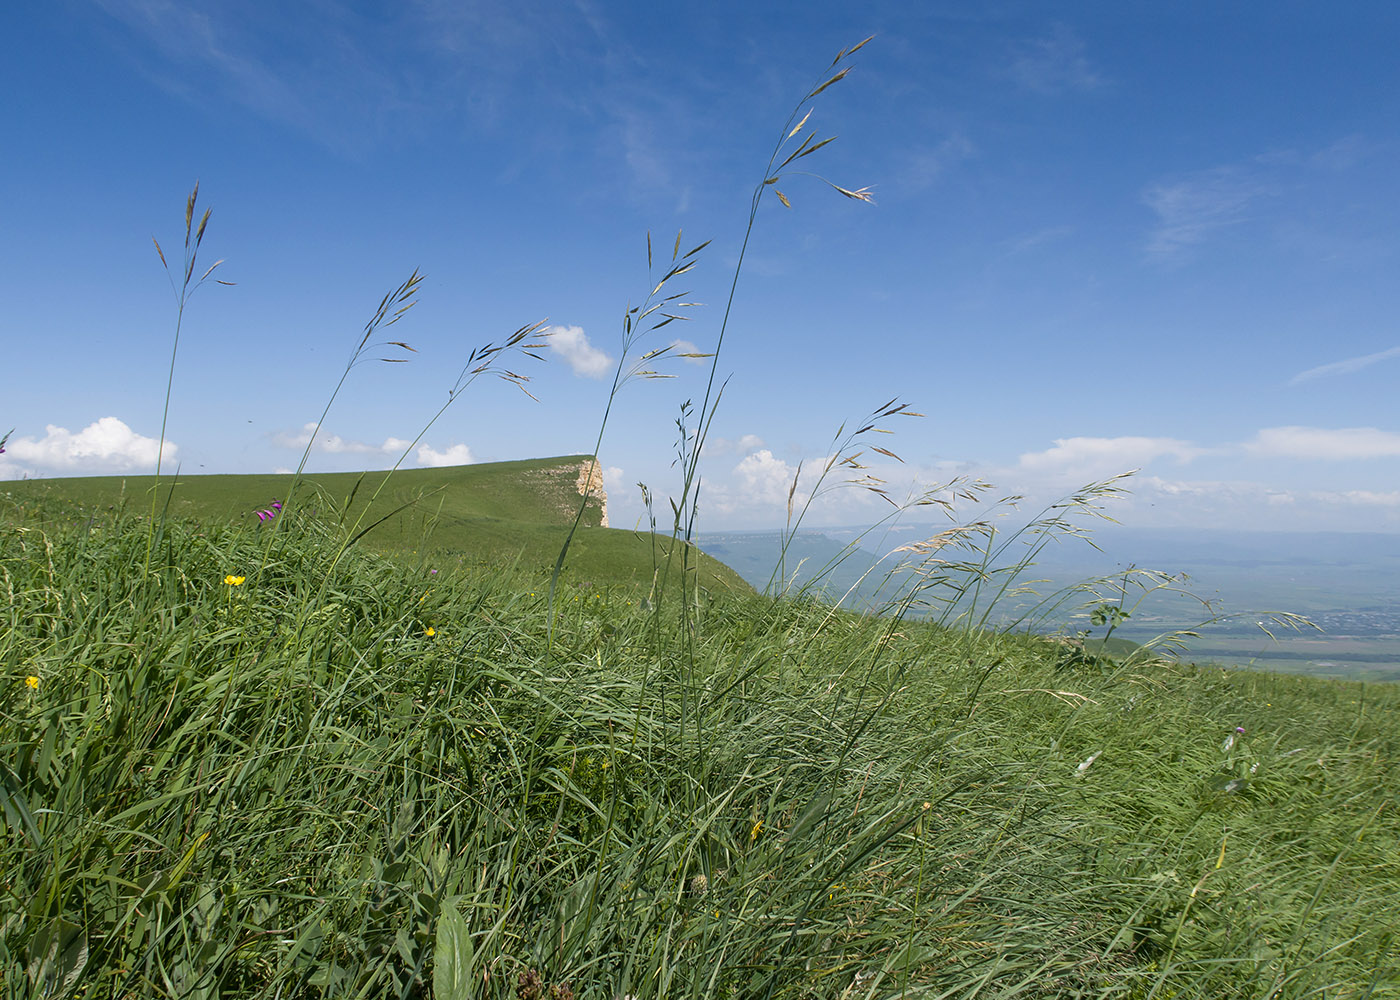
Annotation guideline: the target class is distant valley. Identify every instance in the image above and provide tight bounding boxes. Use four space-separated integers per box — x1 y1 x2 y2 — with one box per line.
697 524 1400 681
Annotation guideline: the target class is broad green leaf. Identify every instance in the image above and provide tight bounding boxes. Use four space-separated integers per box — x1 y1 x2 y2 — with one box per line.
433 897 475 1000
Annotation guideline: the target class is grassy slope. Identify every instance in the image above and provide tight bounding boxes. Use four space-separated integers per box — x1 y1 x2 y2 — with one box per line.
0 457 751 595
1 501 1397 998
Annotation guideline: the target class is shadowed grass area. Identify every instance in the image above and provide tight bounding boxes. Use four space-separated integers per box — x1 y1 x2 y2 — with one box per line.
2 501 1397 998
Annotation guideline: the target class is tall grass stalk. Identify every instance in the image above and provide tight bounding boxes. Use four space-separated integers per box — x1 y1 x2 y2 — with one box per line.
256 272 547 611
143 181 231 578
320 317 550 561
548 38 875 645
273 269 422 535
668 38 875 610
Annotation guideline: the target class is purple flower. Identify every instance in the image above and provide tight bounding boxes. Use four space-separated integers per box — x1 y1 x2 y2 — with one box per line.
1235 727 1246 734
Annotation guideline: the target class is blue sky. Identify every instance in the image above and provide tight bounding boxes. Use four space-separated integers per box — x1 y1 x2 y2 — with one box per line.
4 1 1399 533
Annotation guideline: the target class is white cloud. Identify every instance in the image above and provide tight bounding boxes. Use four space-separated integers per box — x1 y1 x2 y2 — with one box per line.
706 433 767 456
267 428 474 469
1007 26 1103 95
733 449 798 506
1245 426 1400 460
1017 436 1201 479
1137 475 1270 501
1109 475 1400 531
271 422 409 456
415 443 475 467
271 424 316 449
1143 166 1274 259
1287 345 1400 385
0 417 175 478
603 466 625 488
547 324 614 378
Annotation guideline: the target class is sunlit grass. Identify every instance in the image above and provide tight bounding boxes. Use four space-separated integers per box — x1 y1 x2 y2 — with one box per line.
2 499 1397 998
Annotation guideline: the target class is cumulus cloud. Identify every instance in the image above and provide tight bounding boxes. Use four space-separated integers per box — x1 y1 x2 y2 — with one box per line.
733 449 798 506
1287 346 1400 385
0 417 175 478
416 443 475 467
1244 426 1400 460
1017 436 1201 479
547 324 614 378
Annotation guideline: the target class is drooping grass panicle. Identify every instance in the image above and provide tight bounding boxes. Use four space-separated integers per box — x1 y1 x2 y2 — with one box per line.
766 397 927 595
679 38 876 529
547 39 877 647
142 181 233 578
545 229 709 643
284 269 424 500
332 318 553 560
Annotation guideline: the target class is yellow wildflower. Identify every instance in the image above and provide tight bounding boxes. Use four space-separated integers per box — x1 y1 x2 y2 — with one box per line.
424 627 436 637
25 675 39 690
224 575 245 586
749 819 763 842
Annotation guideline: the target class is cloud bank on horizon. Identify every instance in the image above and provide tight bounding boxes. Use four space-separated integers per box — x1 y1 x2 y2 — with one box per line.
4 2 1397 534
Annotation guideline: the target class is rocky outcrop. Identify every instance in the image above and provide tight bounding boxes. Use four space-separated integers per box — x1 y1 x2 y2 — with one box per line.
576 459 608 527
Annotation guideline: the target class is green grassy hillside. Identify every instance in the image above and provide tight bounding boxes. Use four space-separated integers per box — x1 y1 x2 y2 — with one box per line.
1 457 751 596
1 498 1396 998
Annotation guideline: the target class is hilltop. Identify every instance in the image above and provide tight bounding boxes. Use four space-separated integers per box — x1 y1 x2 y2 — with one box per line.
0 456 750 595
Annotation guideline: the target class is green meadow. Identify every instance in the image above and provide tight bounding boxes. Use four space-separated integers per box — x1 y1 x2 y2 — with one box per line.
4 39 1398 999
3 481 1398 998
